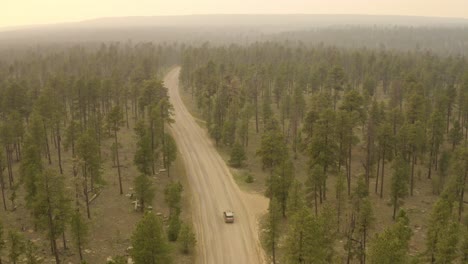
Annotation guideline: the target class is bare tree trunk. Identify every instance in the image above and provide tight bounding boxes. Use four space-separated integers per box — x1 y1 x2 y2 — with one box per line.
45 174 61 264
362 227 367 264
459 169 467 222
410 153 415 196
77 230 83 261
125 99 129 129
0 170 7 211
338 136 343 172
255 88 259 133
365 125 372 189
375 155 380 194
380 150 386 199
427 142 434 179
271 237 276 264
57 125 63 174
83 165 91 219
44 123 52 165
348 140 352 196
115 130 123 195
151 119 155 175
73 164 80 208
14 142 19 161
6 146 13 187
62 231 67 250
16 139 21 161
162 123 166 169
314 184 318 216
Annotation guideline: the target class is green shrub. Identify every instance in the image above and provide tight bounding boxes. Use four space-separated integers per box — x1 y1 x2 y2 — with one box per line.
245 172 254 183
179 223 197 254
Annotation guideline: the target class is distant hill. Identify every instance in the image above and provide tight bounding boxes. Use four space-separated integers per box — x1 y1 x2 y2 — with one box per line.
2 14 468 33
77 14 468 28
1 14 468 54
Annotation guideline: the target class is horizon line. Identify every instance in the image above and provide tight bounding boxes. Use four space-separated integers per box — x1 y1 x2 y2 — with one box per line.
2 13 468 31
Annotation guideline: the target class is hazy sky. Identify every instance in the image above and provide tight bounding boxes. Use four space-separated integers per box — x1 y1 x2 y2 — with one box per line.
2 0 468 27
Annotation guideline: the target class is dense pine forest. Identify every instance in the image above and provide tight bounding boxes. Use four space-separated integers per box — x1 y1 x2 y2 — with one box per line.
1 22 468 264
0 43 197 263
180 43 468 263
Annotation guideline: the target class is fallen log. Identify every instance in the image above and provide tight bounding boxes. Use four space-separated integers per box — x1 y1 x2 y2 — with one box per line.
88 191 102 204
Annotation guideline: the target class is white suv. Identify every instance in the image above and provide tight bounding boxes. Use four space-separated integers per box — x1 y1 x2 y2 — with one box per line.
223 211 234 223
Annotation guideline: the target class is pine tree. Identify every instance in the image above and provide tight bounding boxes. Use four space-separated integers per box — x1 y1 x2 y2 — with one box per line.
308 109 338 200
357 198 374 263
34 169 71 264
376 121 394 198
163 133 177 177
262 91 273 131
229 142 246 168
265 198 281 264
133 121 153 176
368 210 412 264
0 148 7 211
336 171 346 232
164 182 183 215
257 126 288 172
285 205 312 263
339 89 365 195
8 231 24 264
461 227 468 263
131 212 171 264
285 204 337 264
64 120 79 156
346 176 373 264
70 210 88 262
452 145 468 221
149 104 162 175
134 175 155 212
364 100 380 189
406 121 427 196
327 66 345 111
390 155 409 220
286 180 305 217
20 135 43 211
268 160 294 217
437 151 451 191
24 240 42 264
427 111 444 179
306 164 324 215
0 220 4 264
167 214 181 242
426 193 459 263
237 103 252 147
434 221 459 264
164 182 183 241
179 223 196 254
107 105 125 194
316 204 338 262
76 130 101 219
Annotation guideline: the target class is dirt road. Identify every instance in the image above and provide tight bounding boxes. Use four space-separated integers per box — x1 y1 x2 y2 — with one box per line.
165 67 267 264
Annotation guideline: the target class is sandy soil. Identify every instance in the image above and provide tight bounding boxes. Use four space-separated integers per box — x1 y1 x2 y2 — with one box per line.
165 67 268 264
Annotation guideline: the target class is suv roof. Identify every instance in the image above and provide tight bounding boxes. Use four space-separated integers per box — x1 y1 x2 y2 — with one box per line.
224 211 234 217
